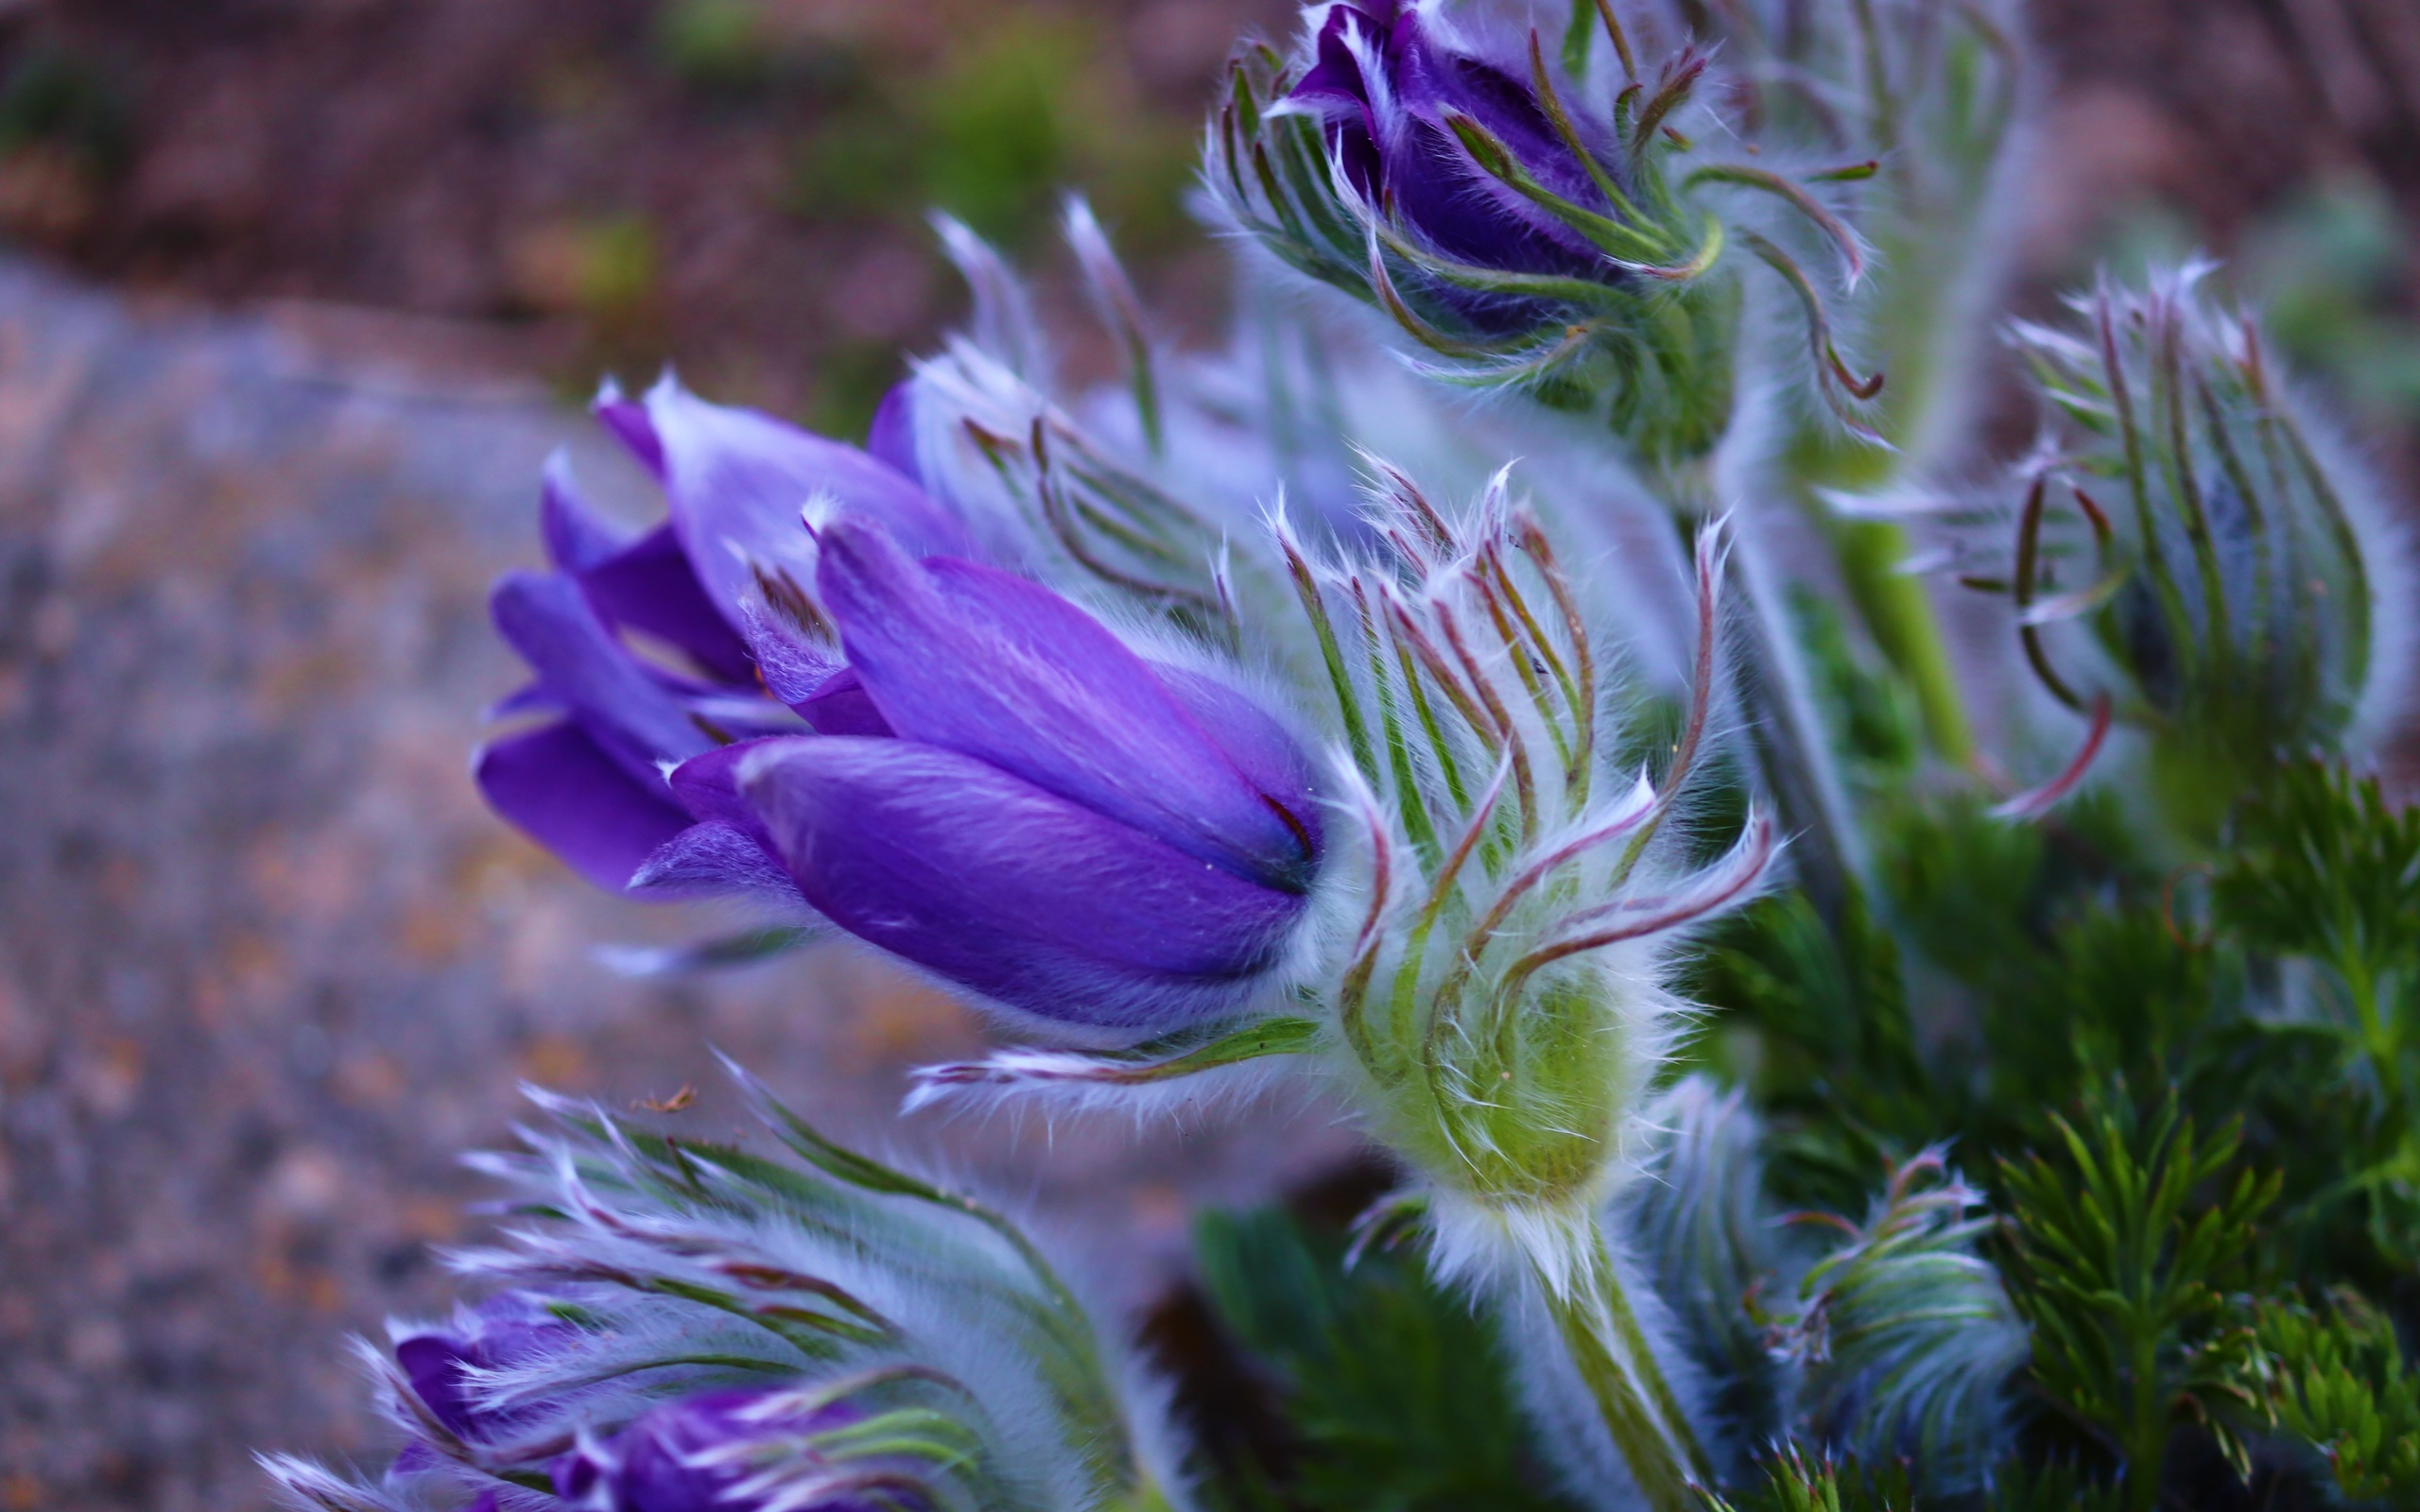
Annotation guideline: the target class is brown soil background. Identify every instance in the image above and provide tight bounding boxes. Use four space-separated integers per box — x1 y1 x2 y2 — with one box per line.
0 1 2414 1507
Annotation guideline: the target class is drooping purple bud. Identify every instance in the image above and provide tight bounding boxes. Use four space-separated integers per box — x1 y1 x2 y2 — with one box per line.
732 516 1324 1030
551 1390 899 1512
1290 2 1608 291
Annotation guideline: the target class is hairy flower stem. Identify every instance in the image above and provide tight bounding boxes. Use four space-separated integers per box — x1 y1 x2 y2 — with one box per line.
1661 464 1863 920
1834 516 1974 765
1530 1220 1710 1512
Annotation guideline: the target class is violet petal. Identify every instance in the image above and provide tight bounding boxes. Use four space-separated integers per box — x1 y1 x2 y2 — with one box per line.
490 570 715 780
476 720 692 893
865 379 922 485
796 666 893 737
637 375 976 636
578 523 758 685
737 599 840 709
815 518 1316 891
628 819 805 906
742 737 1308 1029
542 452 627 573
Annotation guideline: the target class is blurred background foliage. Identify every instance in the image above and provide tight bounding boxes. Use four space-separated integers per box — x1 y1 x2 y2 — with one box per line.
0 0 2412 450
0 0 1248 439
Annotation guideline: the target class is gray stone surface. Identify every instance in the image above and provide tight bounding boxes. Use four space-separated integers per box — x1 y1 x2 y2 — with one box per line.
0 261 1352 1511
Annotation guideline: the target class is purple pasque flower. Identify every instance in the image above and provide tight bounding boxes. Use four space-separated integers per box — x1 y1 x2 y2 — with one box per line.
734 515 1324 1031
476 374 972 903
394 1292 581 1446
552 1389 905 1512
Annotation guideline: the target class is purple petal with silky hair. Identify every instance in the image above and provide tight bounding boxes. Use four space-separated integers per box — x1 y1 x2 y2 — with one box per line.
815 518 1319 892
742 737 1308 1029
551 1390 890 1512
475 720 690 892
629 819 805 905
616 376 977 640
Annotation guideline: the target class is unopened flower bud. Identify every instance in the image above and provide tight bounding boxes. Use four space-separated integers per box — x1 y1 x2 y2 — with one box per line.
1974 266 2411 820
1214 0 1880 465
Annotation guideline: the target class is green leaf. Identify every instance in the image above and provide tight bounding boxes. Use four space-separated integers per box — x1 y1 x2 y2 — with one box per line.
1190 1208 1578 1512
1997 1098 2278 1511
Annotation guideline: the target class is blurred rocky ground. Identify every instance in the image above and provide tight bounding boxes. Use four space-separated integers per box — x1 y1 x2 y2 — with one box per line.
0 0 2413 1507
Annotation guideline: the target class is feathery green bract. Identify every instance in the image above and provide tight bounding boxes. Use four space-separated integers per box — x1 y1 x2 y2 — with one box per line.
1618 1079 1790 1449
1965 267 2404 839
1996 1100 2279 1512
1772 1151 2027 1498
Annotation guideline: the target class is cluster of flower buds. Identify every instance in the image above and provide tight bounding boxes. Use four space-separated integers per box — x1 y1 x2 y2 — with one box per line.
1890 266 2410 824
1212 0 1881 468
264 1064 1166 1512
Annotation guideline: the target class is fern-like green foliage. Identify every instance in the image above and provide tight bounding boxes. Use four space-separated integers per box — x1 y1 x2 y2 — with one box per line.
2218 762 2420 1085
1690 886 1936 1213
1984 1458 2130 1512
2212 761 2420 1274
1699 1447 1913 1512
1996 1101 2279 1512
2243 1291 2420 1503
1190 1209 1574 1512
2218 763 2420 979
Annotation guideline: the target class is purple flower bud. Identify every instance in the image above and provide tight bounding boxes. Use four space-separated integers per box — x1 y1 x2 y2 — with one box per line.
1292 1 1609 299
394 1293 579 1445
551 1390 899 1512
733 516 1324 1030
1221 3 1883 459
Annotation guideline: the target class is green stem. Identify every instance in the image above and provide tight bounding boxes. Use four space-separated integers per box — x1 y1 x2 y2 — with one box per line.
2343 954 2407 1108
1530 1222 1709 1512
2123 1324 2166 1512
1835 517 1974 765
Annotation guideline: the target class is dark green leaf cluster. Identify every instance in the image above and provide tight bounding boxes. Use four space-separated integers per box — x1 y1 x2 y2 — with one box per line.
1700 1448 1913 1512
2243 1292 2420 1503
1188 1208 1577 1512
1996 1104 2276 1510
